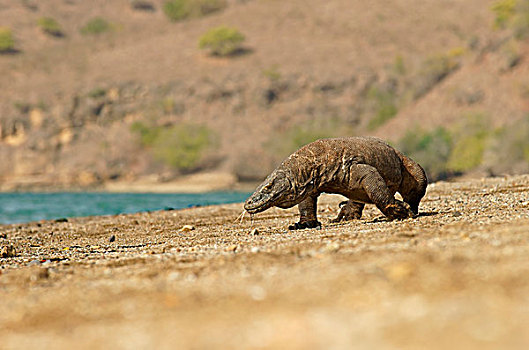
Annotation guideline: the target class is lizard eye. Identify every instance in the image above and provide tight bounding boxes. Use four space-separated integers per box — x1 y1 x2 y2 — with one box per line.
263 183 271 190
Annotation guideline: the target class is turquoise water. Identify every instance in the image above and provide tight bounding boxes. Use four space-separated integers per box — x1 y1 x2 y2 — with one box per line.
0 192 250 225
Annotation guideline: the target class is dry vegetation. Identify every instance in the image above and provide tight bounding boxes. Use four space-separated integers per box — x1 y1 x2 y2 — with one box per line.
0 0 528 189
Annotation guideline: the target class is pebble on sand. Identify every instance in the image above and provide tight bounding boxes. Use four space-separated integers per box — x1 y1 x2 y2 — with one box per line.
322 242 340 253
1 245 16 258
180 225 195 232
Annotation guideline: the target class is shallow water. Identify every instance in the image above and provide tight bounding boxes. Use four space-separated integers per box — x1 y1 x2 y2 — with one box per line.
0 192 250 225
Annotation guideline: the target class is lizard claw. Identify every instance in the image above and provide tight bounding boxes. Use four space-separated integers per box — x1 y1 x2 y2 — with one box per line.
288 220 321 230
385 201 415 220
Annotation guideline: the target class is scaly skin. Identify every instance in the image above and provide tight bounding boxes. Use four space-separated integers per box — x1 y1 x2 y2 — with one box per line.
244 137 428 230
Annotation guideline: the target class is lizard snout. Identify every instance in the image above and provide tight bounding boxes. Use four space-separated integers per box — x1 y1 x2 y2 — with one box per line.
244 192 270 213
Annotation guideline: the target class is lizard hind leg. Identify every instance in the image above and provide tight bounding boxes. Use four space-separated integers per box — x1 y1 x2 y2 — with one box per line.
331 200 365 223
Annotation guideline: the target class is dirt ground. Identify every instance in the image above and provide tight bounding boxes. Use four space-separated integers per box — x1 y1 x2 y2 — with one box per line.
1 175 529 349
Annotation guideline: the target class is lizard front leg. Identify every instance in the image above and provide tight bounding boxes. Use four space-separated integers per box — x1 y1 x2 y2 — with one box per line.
289 195 321 230
355 164 414 220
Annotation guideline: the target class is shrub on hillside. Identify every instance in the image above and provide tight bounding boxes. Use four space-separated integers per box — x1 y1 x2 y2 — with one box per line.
398 127 453 181
484 115 529 174
492 0 517 29
80 17 112 35
262 65 282 82
267 118 350 161
198 26 245 56
130 0 156 11
446 113 491 173
413 52 461 99
87 88 107 99
499 39 522 71
154 125 214 171
163 0 189 20
163 0 226 21
491 0 529 38
13 101 31 114
160 97 184 114
287 127 333 152
392 55 407 76
398 114 496 180
37 17 64 37
131 122 216 172
366 86 398 130
512 0 529 38
0 27 15 53
196 0 226 15
130 122 158 146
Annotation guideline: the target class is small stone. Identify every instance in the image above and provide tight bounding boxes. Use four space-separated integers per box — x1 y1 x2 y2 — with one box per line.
251 247 260 253
109 235 116 242
1 245 16 258
28 260 41 266
227 244 238 252
322 242 340 253
250 228 259 236
397 232 417 238
55 218 68 223
180 225 195 232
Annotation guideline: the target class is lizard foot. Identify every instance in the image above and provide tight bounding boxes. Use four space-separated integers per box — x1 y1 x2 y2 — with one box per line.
288 220 321 230
330 201 364 223
385 201 415 220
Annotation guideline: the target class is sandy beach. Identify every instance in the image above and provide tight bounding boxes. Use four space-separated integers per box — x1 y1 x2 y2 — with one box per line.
2 175 529 349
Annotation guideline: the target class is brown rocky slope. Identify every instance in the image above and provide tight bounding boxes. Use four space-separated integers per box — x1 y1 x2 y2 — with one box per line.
1 0 528 189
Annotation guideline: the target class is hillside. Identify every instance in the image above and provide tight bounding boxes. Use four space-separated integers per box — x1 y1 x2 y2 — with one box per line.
0 0 528 190
1 175 529 348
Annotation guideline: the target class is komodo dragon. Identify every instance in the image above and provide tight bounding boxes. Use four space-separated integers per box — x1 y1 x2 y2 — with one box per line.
244 137 428 230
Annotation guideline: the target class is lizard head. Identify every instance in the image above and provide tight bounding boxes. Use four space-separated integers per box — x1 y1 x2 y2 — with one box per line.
244 171 295 214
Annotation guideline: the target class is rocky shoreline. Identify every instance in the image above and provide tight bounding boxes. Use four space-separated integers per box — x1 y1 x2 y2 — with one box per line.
0 172 257 193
